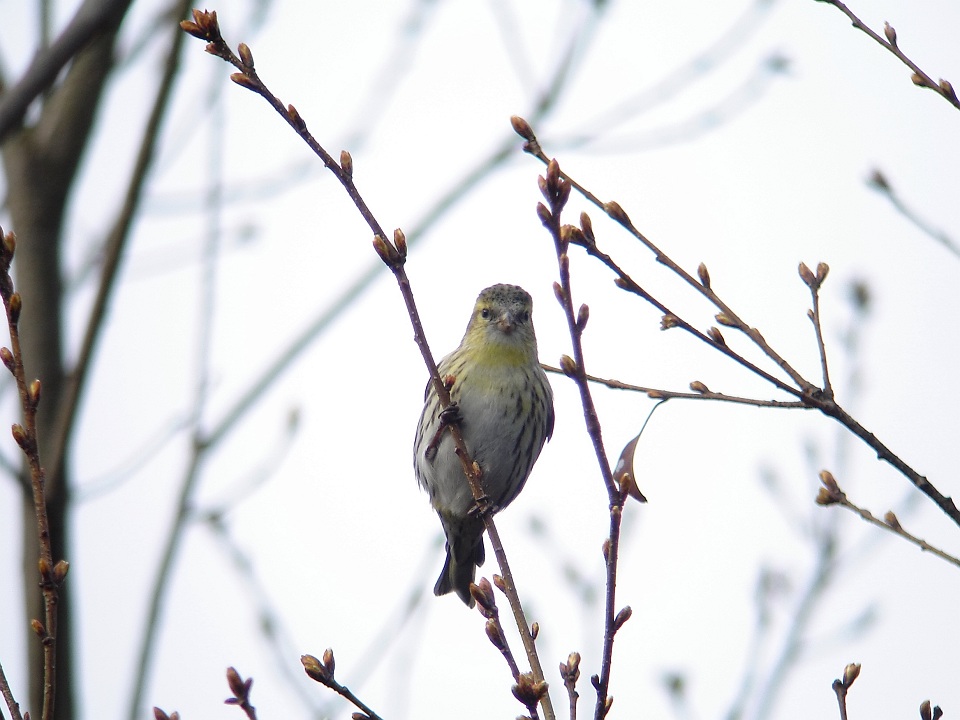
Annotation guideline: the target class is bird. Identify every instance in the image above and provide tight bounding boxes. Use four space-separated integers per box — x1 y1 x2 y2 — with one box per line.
414 284 554 606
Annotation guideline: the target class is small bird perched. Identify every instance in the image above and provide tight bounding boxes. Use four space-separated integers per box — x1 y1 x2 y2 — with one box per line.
414 284 554 607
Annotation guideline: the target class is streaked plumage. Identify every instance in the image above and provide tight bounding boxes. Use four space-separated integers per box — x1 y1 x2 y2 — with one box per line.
414 284 554 606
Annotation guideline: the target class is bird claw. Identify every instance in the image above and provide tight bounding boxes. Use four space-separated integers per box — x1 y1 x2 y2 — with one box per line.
439 402 463 427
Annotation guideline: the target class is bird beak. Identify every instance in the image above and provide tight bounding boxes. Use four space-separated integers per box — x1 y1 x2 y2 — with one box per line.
497 312 516 334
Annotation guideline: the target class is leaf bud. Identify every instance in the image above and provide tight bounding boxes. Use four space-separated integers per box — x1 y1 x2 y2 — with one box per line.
559 354 578 377
576 304 589 332
340 150 353 179
708 327 726 346
613 605 633 631
660 314 679 330
580 212 594 243
322 648 336 678
714 312 736 327
8 292 21 324
842 662 861 687
689 380 709 394
53 559 70 584
603 201 630 226
393 228 406 258
798 262 816 287
237 43 254 68
0 347 13 372
287 104 306 132
510 115 535 142
883 22 897 46
28 379 41 408
697 262 711 288
229 72 259 92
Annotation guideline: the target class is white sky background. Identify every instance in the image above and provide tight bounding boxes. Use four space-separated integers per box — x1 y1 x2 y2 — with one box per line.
1 0 959 719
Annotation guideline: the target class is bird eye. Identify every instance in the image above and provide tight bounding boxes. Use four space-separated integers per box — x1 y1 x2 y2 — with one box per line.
519 310 530 323
480 308 491 319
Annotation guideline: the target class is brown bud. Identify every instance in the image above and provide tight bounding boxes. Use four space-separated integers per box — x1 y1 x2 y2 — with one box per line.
816 262 830 283
646 390 665 399
939 79 958 104
697 262 711 288
2 230 15 258
28 379 41 408
12 423 28 450
602 538 611 561
237 43 254 68
340 150 353 179
911 73 927 87
604 201 630 226
883 511 902 530
798 262 816 287
180 20 207 39
613 606 633 631
321 648 335 678
492 574 507 593
567 652 581 675
2 231 15 258
560 224 583 247
393 228 406 258
920 700 933 720
287 104 306 132
510 115 535 142
660 314 679 330
226 666 245 697
38 557 51 579
485 619 505 650
546 159 561 192
842 662 861 687
471 577 496 613
815 487 838 506
715 312 736 327
708 327 726 346
153 707 173 720
689 380 709 394
605 696 614 712
0 347 13 372
553 282 565 304
229 72 259 92
883 22 897 46
580 212 595 243
530 622 539 639
8 292 21 324
372 235 399 266
559 354 578 377
819 469 839 493
53 560 70 584
300 654 329 682
31 619 45 637
576 304 589 332
536 202 552 225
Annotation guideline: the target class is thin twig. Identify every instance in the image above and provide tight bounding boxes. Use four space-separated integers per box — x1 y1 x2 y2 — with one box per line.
511 117 960 530
867 169 960 260
536 159 631 720
224 667 257 720
817 471 960 569
542 363 808 408
0 228 65 720
181 12 556 718
830 663 860 720
814 0 960 111
0 659 25 720
301 652 385 720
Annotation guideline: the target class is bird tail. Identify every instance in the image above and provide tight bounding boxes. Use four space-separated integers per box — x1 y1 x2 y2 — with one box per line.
434 516 485 607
